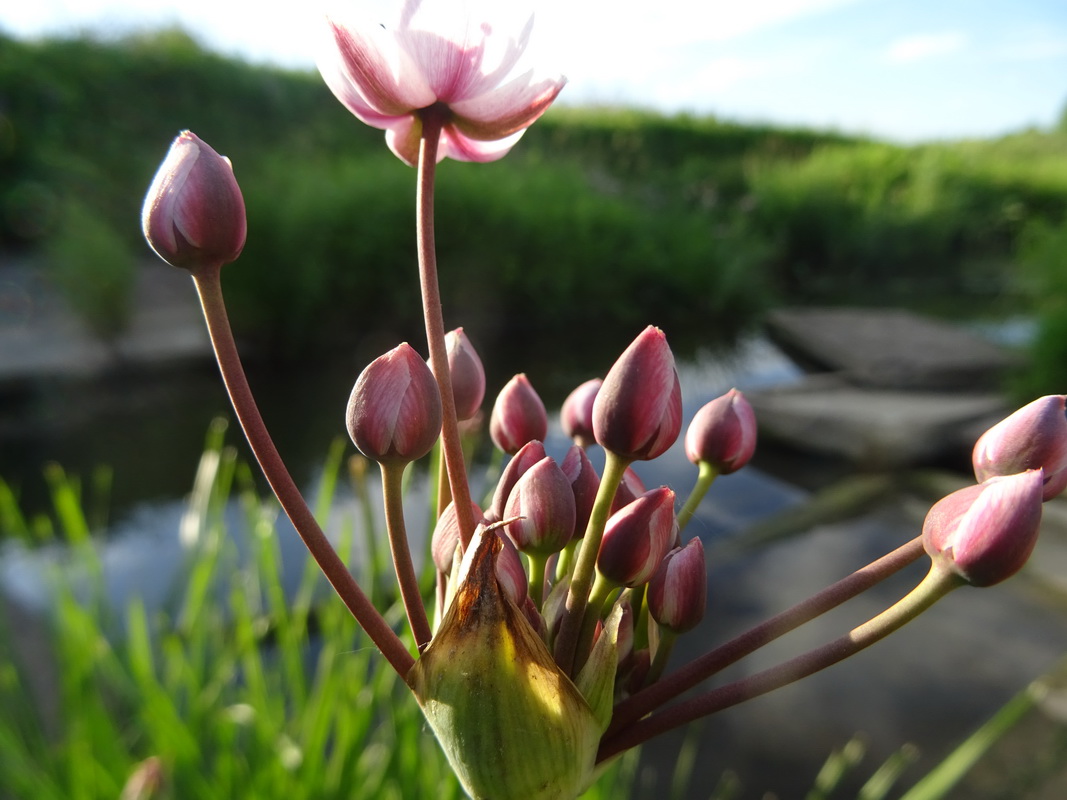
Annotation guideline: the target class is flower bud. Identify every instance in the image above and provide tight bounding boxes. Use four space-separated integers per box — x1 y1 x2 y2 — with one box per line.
495 528 529 606
142 130 246 271
594 326 682 460
922 470 1044 587
489 439 547 521
408 529 604 800
561 378 602 447
445 328 486 421
610 466 646 515
431 499 484 574
973 395 1067 500
504 456 576 556
490 373 549 455
598 487 678 587
647 538 707 633
346 343 442 465
561 444 600 538
685 388 757 474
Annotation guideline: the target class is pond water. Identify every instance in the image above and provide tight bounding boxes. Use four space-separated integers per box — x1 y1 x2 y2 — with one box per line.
1 333 1065 799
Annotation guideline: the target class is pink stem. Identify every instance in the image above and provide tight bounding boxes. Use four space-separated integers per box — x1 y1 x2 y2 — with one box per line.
598 561 956 761
606 536 925 737
192 264 415 678
416 106 477 548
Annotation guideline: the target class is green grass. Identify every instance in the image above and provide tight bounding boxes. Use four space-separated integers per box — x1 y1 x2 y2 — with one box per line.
0 425 641 799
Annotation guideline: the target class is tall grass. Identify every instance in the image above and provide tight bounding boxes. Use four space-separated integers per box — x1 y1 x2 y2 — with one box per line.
0 426 642 799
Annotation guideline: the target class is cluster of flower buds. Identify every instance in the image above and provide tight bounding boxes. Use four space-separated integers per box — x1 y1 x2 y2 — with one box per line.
138 2 1061 794
365 325 751 690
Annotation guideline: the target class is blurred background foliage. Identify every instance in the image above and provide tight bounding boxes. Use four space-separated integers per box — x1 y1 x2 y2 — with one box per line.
2 28 1067 382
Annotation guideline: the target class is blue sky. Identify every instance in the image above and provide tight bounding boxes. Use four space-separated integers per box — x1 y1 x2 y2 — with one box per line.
3 0 1065 142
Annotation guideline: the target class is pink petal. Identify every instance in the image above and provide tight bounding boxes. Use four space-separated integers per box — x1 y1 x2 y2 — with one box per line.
440 124 525 162
322 17 435 116
452 71 566 139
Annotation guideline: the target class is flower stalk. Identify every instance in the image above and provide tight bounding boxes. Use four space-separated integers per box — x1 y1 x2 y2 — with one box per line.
599 561 961 760
191 264 414 677
416 107 478 549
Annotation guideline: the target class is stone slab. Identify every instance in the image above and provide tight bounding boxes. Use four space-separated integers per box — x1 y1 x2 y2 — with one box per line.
748 374 1008 467
765 307 1022 390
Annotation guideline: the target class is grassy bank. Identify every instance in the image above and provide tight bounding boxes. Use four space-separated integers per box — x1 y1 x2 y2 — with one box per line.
2 29 1066 366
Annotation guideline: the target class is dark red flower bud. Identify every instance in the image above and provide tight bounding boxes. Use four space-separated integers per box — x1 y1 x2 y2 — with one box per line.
685 388 757 475
594 327 682 461
648 538 707 633
923 470 1044 587
973 395 1067 500
432 499 485 574
610 466 646 515
597 486 677 587
489 440 548 521
489 373 548 455
561 378 602 447
142 130 246 271
445 328 486 422
504 457 576 556
560 444 600 539
346 343 442 465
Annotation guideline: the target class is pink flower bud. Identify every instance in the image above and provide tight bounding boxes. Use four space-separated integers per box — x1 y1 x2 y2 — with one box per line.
489 440 548 521
647 538 707 633
922 470 1044 587
594 327 682 461
973 395 1067 500
141 130 246 271
597 487 678 587
685 388 757 474
489 373 548 455
561 378 602 446
346 343 442 465
504 457 576 556
495 528 529 607
445 328 486 421
610 466 647 515
560 445 600 539
432 499 484 574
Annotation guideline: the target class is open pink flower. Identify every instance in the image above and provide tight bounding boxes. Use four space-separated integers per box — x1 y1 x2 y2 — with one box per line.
319 0 566 165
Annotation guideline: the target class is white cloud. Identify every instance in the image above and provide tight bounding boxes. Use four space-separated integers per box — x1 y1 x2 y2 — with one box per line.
884 31 968 64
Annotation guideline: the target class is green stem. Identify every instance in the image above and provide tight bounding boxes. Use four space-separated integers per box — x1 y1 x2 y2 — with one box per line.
191 266 414 678
629 583 649 652
554 450 631 675
527 552 549 610
555 538 578 581
677 461 718 533
599 562 960 761
417 107 477 549
606 535 926 737
380 462 433 650
645 629 678 686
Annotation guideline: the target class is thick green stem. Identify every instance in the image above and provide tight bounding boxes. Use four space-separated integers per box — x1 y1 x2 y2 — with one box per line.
599 562 959 760
191 265 414 678
606 535 926 737
677 461 718 533
381 462 433 650
527 552 550 610
417 108 476 548
554 450 631 674
645 629 678 686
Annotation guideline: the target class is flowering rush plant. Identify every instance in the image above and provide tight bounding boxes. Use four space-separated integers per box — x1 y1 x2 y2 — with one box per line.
140 1 1064 797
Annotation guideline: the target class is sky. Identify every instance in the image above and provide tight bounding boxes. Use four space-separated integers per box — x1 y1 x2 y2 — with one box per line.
2 0 1066 142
